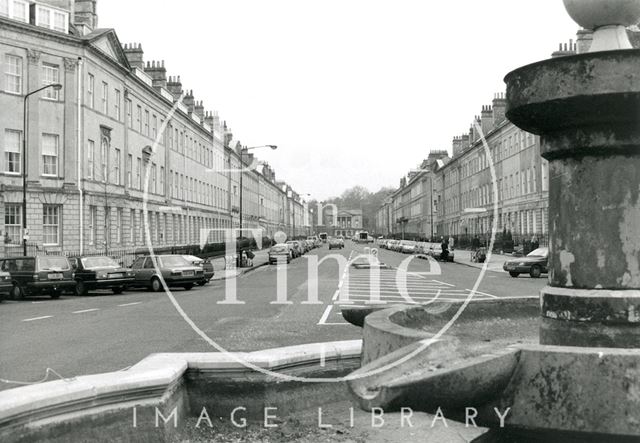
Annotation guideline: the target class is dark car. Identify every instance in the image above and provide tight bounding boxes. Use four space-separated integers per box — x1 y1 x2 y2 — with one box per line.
69 256 135 296
0 256 75 299
0 270 12 301
129 255 204 291
503 247 549 278
182 255 215 286
269 244 292 264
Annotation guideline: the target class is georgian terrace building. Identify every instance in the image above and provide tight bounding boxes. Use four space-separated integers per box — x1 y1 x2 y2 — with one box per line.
0 0 307 255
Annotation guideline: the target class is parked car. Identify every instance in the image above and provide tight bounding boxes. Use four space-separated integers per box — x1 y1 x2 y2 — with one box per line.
182 255 215 286
503 247 549 278
0 270 12 301
129 255 204 291
329 238 344 250
295 240 308 254
422 243 455 262
399 240 418 254
307 236 319 247
269 244 292 264
286 241 302 258
386 240 400 251
69 256 135 296
0 256 75 299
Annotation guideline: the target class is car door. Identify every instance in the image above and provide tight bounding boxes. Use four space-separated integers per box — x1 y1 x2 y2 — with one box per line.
130 257 148 285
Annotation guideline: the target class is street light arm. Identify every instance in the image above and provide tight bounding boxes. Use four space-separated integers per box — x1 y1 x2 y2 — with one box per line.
24 83 63 101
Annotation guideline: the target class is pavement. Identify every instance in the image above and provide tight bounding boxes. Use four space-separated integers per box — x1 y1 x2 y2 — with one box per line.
209 249 270 281
0 242 546 393
453 249 515 273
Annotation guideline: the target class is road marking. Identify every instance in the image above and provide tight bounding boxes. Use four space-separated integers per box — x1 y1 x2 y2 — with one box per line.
431 280 455 287
72 308 100 314
22 316 53 322
317 305 334 325
31 302 45 304
118 302 142 307
465 289 499 298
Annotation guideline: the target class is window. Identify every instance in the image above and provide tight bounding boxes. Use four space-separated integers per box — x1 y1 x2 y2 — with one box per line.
127 154 132 188
116 209 122 244
152 115 157 139
159 166 165 194
53 10 66 32
101 82 108 114
136 105 142 132
87 74 94 108
104 206 111 245
87 139 95 179
136 157 141 190
130 209 136 244
4 54 22 94
42 134 58 176
114 89 121 120
11 1 29 22
42 64 60 100
89 206 97 245
100 138 108 182
43 205 60 245
126 99 132 126
36 5 50 27
151 163 157 193
4 205 21 244
114 148 121 185
4 129 21 173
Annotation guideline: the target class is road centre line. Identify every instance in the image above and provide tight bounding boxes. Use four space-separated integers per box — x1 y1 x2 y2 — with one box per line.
72 309 100 314
317 305 334 325
118 302 142 307
22 316 53 322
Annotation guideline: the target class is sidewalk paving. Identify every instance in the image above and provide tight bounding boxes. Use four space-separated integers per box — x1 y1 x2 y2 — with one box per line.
454 249 515 273
209 249 270 281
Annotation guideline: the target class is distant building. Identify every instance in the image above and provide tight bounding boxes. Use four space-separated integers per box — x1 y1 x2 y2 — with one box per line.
317 206 362 238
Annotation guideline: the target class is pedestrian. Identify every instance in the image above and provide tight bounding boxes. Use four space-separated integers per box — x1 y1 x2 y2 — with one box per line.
3 231 10 244
440 237 449 261
531 235 539 251
448 235 454 251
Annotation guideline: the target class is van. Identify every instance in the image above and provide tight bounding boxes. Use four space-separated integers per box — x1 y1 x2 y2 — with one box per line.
0 256 75 299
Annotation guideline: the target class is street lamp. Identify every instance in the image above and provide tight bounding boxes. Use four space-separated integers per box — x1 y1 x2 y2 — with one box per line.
239 145 277 236
22 83 63 256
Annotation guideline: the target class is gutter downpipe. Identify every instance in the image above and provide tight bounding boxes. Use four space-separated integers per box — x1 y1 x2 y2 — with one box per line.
77 57 84 255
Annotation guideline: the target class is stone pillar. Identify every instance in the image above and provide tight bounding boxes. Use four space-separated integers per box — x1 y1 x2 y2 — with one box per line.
505 1 640 348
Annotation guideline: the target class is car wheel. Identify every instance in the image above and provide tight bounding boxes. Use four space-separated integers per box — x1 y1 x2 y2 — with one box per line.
50 290 61 299
197 281 207 286
530 266 542 279
112 287 125 295
150 277 162 292
183 284 194 291
11 284 24 300
75 280 88 297
509 272 520 278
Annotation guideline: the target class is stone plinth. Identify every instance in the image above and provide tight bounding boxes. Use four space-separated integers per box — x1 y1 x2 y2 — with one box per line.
505 50 640 347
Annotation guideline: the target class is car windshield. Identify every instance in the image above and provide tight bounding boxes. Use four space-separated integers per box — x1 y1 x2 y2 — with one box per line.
528 248 548 257
81 257 120 269
38 257 70 271
159 256 190 267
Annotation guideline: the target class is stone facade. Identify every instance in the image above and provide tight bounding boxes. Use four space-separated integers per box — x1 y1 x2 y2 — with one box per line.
0 0 309 255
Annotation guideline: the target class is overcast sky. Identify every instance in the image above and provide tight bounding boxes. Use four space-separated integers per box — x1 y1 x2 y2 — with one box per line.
100 0 578 200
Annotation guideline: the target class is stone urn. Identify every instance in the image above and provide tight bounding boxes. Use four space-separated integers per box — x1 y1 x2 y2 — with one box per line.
563 0 640 50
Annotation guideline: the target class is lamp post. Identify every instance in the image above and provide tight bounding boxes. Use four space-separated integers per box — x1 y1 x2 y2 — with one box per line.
239 145 277 236
22 83 63 256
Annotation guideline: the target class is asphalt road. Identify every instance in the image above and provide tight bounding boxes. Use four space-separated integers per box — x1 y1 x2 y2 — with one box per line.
0 242 546 391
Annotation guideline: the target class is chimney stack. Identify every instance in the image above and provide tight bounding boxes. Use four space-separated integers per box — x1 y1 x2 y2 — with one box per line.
492 92 507 126
123 43 144 70
194 101 205 120
166 76 183 101
144 60 167 90
204 111 214 128
480 105 494 136
576 29 594 54
183 90 195 113
74 0 97 34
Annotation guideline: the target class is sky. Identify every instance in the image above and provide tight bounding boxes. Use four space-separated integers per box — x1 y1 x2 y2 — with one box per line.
99 0 578 200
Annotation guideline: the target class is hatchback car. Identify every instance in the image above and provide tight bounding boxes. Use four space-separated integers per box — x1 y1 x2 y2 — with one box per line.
269 244 292 264
182 255 215 286
328 238 344 250
399 240 418 254
503 247 549 278
70 256 135 296
0 256 75 299
129 255 204 291
286 241 302 258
